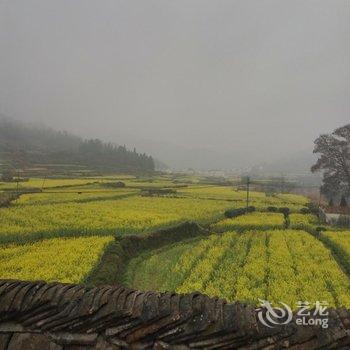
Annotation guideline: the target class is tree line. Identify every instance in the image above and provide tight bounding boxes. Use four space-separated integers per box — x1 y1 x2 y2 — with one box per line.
0 117 154 173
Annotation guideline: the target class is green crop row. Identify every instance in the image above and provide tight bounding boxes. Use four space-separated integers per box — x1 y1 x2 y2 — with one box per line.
124 230 350 308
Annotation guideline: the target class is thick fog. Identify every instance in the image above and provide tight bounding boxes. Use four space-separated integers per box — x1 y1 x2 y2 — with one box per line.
0 0 349 169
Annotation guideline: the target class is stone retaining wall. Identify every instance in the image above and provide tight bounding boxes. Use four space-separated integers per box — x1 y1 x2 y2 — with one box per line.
0 280 349 349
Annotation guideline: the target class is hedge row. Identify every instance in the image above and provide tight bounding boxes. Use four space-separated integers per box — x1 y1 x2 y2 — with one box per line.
224 206 256 219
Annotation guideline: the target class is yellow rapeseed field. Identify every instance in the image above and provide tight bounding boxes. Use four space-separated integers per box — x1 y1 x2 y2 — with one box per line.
125 230 350 308
213 212 285 232
0 236 113 283
0 196 234 243
3 175 348 311
322 231 350 271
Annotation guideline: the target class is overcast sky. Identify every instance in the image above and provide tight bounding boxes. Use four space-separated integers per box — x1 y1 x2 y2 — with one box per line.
0 0 349 168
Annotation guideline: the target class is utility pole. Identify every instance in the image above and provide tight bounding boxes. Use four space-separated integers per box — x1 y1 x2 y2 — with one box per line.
41 174 47 191
16 169 20 196
280 174 285 193
246 176 250 210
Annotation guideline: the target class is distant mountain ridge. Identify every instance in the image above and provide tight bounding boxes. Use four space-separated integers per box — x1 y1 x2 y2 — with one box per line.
250 151 318 174
0 116 155 173
116 135 316 174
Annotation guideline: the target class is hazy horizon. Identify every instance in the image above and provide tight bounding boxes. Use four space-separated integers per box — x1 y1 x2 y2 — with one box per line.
1 0 349 169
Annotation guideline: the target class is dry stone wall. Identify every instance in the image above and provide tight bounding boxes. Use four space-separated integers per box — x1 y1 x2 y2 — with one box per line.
0 280 349 349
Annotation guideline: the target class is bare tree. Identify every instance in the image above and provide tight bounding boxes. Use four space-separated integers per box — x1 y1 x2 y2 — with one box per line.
311 124 350 199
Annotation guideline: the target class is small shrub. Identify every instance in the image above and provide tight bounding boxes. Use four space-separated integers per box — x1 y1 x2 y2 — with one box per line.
247 206 256 213
278 207 290 218
224 206 256 219
224 208 246 218
267 206 278 212
224 208 244 218
307 202 320 215
300 207 311 214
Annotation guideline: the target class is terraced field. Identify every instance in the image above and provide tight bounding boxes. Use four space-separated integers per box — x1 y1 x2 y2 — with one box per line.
0 175 349 310
0 195 236 244
213 212 285 232
124 230 350 308
321 231 350 272
289 213 319 229
0 236 112 283
177 186 308 211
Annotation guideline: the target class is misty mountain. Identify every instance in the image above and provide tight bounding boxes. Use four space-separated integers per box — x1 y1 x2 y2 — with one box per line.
0 117 155 173
113 137 253 171
248 151 320 183
0 116 323 176
260 152 318 174
113 134 317 174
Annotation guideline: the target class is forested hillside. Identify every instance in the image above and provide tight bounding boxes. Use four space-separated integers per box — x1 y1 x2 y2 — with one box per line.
0 117 154 173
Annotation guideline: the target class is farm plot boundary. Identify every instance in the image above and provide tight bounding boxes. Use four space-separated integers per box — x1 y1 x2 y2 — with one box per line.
85 221 209 285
